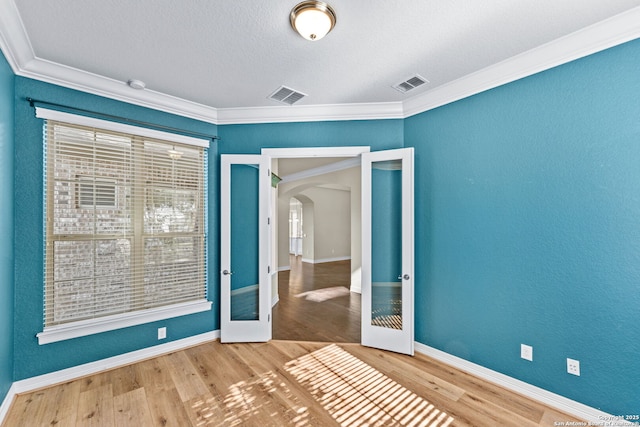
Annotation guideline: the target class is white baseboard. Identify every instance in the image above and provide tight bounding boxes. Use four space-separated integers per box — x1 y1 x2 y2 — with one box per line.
278 265 290 272
302 256 351 264
0 383 16 426
414 342 611 423
12 330 220 395
272 294 279 307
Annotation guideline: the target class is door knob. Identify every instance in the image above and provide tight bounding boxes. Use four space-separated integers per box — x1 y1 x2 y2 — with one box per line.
222 269 233 276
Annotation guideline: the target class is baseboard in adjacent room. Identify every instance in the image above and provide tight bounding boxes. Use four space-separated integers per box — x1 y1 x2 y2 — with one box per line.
302 256 351 264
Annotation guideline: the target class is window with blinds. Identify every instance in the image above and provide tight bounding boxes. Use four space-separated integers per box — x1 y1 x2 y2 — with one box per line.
39 113 209 343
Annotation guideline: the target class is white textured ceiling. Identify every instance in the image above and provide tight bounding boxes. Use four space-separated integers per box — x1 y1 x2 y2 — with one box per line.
5 0 640 114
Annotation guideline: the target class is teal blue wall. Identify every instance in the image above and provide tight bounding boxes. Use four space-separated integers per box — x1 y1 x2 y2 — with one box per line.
218 120 403 154
13 77 219 380
405 39 640 414
0 50 15 405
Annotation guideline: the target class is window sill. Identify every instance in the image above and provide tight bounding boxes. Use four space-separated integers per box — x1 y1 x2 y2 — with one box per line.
37 299 212 345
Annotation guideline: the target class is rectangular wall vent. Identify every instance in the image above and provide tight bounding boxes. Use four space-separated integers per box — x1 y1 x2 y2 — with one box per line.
393 74 429 93
268 86 307 105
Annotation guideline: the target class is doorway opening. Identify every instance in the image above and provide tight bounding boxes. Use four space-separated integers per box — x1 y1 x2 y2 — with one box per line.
264 147 368 343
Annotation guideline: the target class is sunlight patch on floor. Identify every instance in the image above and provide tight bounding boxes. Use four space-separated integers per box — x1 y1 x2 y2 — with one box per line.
296 286 351 302
191 371 310 426
285 344 455 427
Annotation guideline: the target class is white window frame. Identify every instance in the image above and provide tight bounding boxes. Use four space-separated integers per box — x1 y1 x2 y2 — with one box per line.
35 108 211 345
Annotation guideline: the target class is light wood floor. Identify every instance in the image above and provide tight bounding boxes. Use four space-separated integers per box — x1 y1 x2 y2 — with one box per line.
2 258 585 426
2 340 584 426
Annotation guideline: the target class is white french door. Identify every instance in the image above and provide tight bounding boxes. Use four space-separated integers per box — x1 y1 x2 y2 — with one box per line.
361 148 414 355
220 155 271 342
220 147 414 356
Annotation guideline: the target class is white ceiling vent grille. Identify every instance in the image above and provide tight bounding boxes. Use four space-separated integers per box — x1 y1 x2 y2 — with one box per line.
268 86 307 105
393 74 429 93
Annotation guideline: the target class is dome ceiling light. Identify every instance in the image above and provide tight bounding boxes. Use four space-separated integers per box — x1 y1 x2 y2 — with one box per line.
290 1 337 41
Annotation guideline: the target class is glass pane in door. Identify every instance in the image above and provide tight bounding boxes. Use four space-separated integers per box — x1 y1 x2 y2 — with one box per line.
230 164 259 320
370 159 402 330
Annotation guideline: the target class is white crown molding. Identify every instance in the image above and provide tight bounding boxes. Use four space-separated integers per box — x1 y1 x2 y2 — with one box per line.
414 342 613 423
1 1 638 125
216 102 405 124
0 0 33 70
22 58 220 124
403 6 640 118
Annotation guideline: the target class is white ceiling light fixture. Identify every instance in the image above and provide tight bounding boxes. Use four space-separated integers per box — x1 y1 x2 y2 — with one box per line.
290 1 337 41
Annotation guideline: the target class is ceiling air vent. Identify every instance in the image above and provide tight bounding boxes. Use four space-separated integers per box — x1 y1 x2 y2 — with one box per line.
393 74 429 93
268 86 307 105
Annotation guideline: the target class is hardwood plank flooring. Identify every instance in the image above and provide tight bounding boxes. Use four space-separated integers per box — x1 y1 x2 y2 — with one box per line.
3 258 586 426
273 256 360 343
3 340 585 426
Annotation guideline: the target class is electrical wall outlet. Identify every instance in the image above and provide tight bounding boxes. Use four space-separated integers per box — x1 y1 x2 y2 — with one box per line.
567 358 580 376
520 344 533 361
158 327 167 340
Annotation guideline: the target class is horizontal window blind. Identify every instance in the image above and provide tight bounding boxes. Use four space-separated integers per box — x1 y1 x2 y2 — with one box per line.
44 120 207 328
